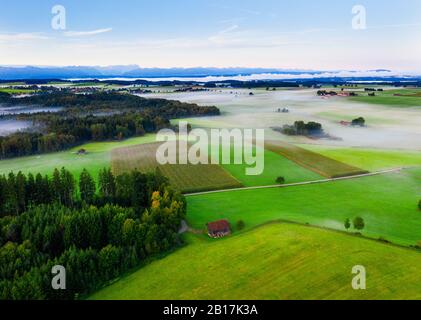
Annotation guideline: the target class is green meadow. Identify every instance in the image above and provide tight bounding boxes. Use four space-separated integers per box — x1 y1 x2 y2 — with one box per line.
90 223 421 300
217 144 322 187
0 134 157 179
299 145 421 171
0 88 38 94
349 89 421 107
0 132 323 192
264 140 367 178
316 111 396 125
187 168 421 246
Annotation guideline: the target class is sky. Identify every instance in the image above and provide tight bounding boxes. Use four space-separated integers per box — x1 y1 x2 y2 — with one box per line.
0 0 421 71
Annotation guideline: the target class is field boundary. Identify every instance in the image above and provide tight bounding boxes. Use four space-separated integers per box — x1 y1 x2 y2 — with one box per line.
204 218 421 253
111 141 243 193
264 140 369 178
185 167 404 197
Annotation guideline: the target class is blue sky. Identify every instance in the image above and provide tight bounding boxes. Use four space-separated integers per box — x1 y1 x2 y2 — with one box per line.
0 0 420 71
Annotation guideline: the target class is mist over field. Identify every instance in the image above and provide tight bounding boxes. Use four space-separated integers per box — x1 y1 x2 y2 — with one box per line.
2 0 421 304
141 88 421 150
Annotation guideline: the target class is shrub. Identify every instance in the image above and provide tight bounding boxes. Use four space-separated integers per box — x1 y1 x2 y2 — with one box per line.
418 200 421 210
276 177 285 184
378 237 390 244
237 220 245 231
415 241 421 250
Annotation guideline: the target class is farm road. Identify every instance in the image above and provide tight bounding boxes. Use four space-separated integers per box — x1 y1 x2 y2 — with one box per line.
185 167 406 197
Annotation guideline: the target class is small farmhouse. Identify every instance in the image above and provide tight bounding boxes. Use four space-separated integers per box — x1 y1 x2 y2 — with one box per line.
339 121 351 127
77 148 87 155
207 220 231 238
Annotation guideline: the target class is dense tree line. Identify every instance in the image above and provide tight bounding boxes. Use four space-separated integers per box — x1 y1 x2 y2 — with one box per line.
0 92 220 159
0 168 186 299
0 92 219 117
0 167 171 217
0 132 78 158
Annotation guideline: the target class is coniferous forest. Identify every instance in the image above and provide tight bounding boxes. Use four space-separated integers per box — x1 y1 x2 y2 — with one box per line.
0 167 186 299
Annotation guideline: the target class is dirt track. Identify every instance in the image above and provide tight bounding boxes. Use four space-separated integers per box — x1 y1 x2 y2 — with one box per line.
185 167 405 197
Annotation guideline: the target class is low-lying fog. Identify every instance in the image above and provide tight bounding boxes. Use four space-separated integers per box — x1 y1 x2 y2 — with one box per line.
141 89 421 151
0 119 32 136
0 105 62 136
0 105 62 116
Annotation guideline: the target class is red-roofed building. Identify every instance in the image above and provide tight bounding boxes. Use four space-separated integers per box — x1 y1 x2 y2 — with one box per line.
340 121 351 127
207 220 231 238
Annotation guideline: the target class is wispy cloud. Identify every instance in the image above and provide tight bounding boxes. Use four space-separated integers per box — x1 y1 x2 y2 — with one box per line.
0 32 49 41
208 3 261 16
367 23 421 30
64 28 113 37
207 24 310 48
219 24 239 34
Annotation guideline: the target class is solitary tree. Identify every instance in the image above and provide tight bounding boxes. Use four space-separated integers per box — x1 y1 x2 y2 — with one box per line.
276 177 286 184
353 217 365 231
418 200 421 210
344 218 351 231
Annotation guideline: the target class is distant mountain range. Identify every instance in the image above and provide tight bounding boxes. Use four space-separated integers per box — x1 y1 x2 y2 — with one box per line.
0 65 336 80
0 65 416 81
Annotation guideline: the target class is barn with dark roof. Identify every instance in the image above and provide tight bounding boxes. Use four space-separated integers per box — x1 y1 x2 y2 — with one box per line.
207 220 231 238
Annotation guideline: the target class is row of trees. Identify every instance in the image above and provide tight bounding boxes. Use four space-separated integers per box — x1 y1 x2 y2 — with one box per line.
0 168 186 300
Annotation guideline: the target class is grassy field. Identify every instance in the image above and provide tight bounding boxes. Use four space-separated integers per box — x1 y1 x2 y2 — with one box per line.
265 140 368 178
0 82 26 86
315 111 396 125
0 135 157 180
111 142 242 193
299 145 421 171
349 89 421 107
220 145 322 187
0 88 38 94
90 223 421 300
187 168 421 246
0 132 326 190
70 82 108 87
